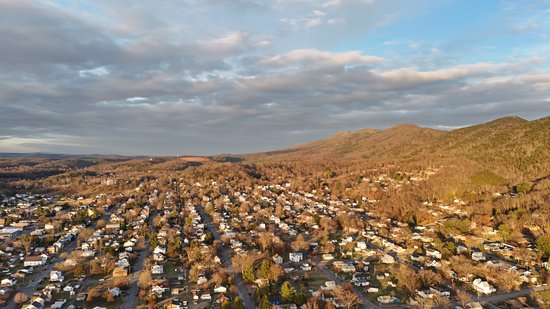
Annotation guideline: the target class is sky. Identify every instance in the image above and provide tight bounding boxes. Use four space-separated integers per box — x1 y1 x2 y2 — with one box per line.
0 0 549 155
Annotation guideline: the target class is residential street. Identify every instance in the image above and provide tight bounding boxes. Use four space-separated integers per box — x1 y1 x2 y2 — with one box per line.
122 240 149 309
476 285 550 305
196 205 255 309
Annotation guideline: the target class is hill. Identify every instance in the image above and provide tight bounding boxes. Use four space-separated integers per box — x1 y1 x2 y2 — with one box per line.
249 116 550 183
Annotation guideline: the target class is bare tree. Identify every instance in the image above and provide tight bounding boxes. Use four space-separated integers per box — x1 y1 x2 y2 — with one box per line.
258 232 273 252
19 235 34 256
14 292 29 304
77 228 93 246
397 266 420 296
456 289 470 308
333 283 362 309
291 233 309 252
138 270 152 289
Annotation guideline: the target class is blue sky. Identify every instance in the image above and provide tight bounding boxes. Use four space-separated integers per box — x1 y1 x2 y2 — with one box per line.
0 0 549 155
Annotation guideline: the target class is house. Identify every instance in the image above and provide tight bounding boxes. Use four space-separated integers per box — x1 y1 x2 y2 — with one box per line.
153 246 166 255
301 263 312 271
471 251 486 261
50 271 64 282
272 254 283 264
1 278 16 286
51 300 66 309
151 285 166 296
356 241 367 250
341 263 356 273
116 259 130 268
108 287 121 297
250 268 269 282
214 286 227 293
322 253 334 261
0 227 23 238
167 299 183 309
23 297 45 309
152 265 164 275
24 255 47 267
153 252 165 262
197 274 208 285
324 281 336 290
456 245 468 254
289 252 303 262
426 249 442 259
472 278 496 294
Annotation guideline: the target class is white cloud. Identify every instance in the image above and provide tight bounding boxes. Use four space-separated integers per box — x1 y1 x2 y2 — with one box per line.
199 31 247 55
322 0 374 8
260 49 383 67
312 10 326 16
78 66 110 78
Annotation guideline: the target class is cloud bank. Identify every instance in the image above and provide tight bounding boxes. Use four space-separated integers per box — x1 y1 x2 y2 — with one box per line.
0 0 549 155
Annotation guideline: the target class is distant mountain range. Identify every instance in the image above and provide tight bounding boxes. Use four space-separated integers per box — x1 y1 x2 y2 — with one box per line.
1 116 549 187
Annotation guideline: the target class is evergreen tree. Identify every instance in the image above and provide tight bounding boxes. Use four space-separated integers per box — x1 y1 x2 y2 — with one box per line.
242 264 256 283
234 297 245 309
280 281 295 303
150 231 159 249
294 291 306 306
259 295 271 309
258 260 272 279
221 301 231 309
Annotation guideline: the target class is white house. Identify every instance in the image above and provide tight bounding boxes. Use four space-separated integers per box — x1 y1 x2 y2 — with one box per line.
50 271 64 282
326 281 336 288
472 278 496 294
471 251 486 261
153 246 166 255
108 287 121 297
1 278 16 287
116 259 130 268
272 254 283 264
24 255 47 267
214 286 227 293
152 265 164 275
426 249 442 259
289 252 303 262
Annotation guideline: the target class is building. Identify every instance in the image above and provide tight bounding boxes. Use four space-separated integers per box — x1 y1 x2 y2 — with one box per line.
472 278 496 294
24 255 47 267
50 271 64 282
289 252 303 262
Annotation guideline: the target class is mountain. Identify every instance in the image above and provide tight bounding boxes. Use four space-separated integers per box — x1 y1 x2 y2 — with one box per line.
249 116 550 183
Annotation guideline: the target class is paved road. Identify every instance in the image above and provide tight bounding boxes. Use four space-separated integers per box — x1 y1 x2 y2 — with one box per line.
196 205 255 309
476 285 550 305
122 240 149 309
122 209 154 309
